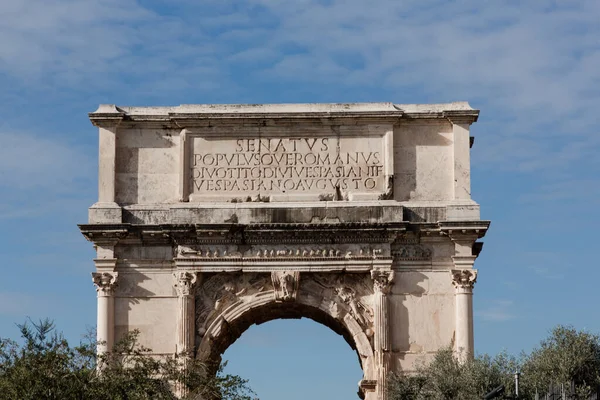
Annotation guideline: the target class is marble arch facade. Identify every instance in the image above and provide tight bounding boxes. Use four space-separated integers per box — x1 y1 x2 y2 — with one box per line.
80 102 489 399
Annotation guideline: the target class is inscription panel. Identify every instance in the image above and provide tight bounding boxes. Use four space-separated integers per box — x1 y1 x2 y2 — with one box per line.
187 130 392 202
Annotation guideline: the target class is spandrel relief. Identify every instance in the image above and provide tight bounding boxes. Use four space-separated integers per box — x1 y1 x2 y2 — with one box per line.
195 273 270 338
304 273 374 331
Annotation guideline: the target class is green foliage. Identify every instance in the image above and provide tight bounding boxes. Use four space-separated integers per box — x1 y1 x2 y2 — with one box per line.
520 325 600 398
0 319 258 400
388 347 519 400
389 325 600 400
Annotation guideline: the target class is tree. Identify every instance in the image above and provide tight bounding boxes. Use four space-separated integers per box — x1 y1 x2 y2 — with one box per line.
389 325 600 400
0 319 257 400
520 325 600 398
388 347 520 400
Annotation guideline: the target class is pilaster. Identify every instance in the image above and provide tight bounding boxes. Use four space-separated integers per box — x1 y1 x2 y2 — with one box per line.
445 112 478 201
89 104 125 223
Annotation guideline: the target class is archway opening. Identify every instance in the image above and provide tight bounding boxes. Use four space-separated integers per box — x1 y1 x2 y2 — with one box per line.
221 317 364 400
200 299 368 399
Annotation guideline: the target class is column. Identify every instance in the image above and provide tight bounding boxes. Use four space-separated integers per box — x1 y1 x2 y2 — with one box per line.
371 269 395 400
451 269 477 362
174 271 199 357
174 271 199 398
92 272 118 356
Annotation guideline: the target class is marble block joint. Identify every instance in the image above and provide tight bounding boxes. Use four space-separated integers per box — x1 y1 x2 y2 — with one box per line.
80 102 490 400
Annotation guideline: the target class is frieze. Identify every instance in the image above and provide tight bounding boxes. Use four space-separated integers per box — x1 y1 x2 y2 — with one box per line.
177 244 387 260
243 229 397 244
392 244 432 261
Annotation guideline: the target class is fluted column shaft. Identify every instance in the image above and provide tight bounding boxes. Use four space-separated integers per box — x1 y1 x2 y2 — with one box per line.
451 269 477 362
174 271 198 356
371 270 394 400
174 271 199 398
92 272 118 357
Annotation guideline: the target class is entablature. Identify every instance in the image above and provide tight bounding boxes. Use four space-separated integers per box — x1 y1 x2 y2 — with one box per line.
79 220 489 248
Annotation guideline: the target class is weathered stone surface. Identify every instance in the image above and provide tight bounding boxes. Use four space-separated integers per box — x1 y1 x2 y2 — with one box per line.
81 102 489 400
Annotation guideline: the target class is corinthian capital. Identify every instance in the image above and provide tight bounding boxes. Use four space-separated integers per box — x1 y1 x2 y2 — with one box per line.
371 269 395 294
174 271 198 296
92 272 118 295
451 269 478 292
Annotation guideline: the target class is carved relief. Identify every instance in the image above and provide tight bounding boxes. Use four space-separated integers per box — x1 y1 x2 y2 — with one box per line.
195 273 270 338
371 270 394 295
92 272 118 295
271 271 300 301
177 244 385 260
335 286 370 326
307 273 374 330
173 271 198 296
392 244 432 261
451 269 478 291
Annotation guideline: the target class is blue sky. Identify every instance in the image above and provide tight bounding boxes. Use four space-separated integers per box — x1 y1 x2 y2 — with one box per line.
1 0 599 398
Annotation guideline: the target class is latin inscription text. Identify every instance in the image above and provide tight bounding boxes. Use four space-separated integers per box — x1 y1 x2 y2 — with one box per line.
191 137 384 194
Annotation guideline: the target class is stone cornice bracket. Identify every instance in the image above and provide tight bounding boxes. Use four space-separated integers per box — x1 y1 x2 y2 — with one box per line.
92 272 118 295
371 269 395 294
439 221 490 268
438 221 490 240
451 269 478 293
89 104 127 128
79 225 129 246
444 109 479 124
271 271 300 302
359 379 377 398
173 271 199 297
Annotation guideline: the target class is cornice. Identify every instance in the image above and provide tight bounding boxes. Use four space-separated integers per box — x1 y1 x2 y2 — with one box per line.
438 220 490 239
88 104 126 128
79 222 409 246
79 220 489 246
80 225 129 245
443 110 479 124
88 102 480 128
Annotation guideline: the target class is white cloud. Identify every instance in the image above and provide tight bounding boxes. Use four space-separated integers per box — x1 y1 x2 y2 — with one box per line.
0 131 94 191
240 0 600 174
0 0 598 177
0 292 51 317
519 179 600 204
519 251 566 280
477 300 515 322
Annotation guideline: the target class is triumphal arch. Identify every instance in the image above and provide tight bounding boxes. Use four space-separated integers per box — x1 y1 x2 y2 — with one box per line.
80 102 489 399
